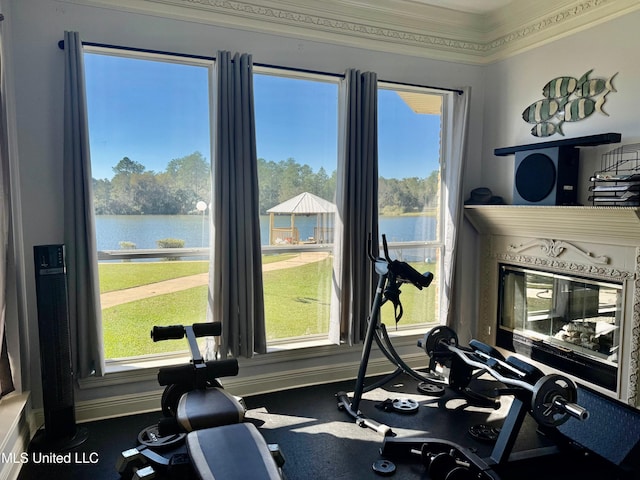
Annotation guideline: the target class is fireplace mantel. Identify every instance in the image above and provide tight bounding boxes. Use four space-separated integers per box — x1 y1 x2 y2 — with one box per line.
465 205 640 247
464 205 640 405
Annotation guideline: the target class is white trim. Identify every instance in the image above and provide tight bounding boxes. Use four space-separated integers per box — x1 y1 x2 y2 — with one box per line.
57 0 640 64
0 393 32 480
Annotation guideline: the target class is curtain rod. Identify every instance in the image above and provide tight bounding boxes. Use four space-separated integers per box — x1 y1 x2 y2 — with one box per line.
58 40 464 95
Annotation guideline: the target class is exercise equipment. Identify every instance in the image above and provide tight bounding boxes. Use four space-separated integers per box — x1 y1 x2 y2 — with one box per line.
336 234 436 435
116 322 285 479
380 327 590 479
372 459 396 476
420 326 588 428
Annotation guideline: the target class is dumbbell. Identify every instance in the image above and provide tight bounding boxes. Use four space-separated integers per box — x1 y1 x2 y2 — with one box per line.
268 443 286 468
116 447 149 478
131 465 156 480
116 445 168 478
411 444 474 480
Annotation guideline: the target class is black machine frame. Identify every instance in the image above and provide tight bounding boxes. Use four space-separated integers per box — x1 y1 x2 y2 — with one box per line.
336 234 435 436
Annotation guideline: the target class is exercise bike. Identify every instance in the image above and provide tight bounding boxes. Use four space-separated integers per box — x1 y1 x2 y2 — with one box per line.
336 234 438 436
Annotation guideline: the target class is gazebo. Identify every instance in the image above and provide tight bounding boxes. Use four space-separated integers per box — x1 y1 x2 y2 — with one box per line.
266 192 336 245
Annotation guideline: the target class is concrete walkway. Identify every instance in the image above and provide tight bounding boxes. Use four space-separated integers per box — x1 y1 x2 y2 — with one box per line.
100 251 330 309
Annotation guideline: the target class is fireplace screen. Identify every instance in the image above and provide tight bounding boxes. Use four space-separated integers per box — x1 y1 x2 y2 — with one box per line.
497 264 622 390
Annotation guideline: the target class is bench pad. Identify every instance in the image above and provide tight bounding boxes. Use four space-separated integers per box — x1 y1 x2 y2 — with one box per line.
176 388 245 432
187 423 281 480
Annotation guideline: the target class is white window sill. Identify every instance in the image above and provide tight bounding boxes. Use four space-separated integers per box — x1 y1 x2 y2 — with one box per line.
79 325 435 390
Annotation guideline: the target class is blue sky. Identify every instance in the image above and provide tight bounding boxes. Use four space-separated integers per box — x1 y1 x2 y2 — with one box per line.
84 53 441 181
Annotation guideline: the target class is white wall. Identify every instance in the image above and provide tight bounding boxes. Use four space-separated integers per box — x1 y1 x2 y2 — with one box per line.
7 0 486 408
481 10 640 204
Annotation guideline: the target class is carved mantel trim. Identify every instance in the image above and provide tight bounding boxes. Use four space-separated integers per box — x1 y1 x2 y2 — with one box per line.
508 238 609 265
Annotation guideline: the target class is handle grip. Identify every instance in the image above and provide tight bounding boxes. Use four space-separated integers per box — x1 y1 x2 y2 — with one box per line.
151 322 222 342
151 325 184 342
157 359 239 386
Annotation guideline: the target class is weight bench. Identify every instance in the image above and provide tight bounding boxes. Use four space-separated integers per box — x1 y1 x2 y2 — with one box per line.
117 322 285 479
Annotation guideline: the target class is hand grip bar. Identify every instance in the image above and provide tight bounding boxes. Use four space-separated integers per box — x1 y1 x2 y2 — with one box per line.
157 358 239 386
151 322 222 342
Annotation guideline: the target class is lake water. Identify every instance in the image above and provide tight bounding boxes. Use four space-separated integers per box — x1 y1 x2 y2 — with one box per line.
94 214 437 251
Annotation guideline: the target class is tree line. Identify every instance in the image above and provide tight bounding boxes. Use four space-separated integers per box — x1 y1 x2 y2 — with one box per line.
92 152 439 215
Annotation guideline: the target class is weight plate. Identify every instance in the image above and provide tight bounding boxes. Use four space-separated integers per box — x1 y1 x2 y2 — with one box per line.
424 326 458 356
531 374 576 428
445 466 475 480
137 424 186 450
428 453 457 480
372 459 396 476
417 381 446 397
161 383 191 417
468 424 501 443
391 398 420 414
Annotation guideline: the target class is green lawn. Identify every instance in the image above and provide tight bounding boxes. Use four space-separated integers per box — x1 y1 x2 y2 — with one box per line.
100 255 437 358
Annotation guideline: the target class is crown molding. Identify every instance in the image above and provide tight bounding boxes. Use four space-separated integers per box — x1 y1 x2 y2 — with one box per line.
60 0 640 64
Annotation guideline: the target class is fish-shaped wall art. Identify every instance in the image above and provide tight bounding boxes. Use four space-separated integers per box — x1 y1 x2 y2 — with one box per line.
521 98 567 124
542 70 592 98
531 121 564 138
575 72 618 98
522 69 617 137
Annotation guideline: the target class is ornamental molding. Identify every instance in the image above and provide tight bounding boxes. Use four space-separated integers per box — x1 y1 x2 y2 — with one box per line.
629 247 640 406
61 0 640 64
508 238 609 265
494 252 633 282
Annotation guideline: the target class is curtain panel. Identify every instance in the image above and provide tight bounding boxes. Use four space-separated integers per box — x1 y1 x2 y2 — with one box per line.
209 51 266 359
440 87 471 328
0 33 14 396
0 71 14 397
63 31 104 378
329 69 379 346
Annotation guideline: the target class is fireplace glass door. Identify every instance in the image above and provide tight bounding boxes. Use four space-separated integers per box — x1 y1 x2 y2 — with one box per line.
497 264 622 390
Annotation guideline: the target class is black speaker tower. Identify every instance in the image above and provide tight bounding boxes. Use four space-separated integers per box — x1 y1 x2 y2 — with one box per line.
31 244 88 452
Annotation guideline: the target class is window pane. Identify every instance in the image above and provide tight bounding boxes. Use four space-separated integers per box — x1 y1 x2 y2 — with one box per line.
84 51 212 359
377 87 442 327
254 72 338 342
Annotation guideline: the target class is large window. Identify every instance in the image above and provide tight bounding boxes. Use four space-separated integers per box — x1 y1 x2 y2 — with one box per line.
253 70 339 343
84 48 447 362
84 49 213 360
377 85 442 329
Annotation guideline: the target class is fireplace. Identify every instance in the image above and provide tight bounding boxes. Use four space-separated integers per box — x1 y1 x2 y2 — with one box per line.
465 205 640 406
496 264 622 391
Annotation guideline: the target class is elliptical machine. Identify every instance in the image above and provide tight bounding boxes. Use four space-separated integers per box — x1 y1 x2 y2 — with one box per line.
336 234 437 436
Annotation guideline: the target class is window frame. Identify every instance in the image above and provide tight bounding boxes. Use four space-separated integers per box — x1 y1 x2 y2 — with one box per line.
82 45 453 372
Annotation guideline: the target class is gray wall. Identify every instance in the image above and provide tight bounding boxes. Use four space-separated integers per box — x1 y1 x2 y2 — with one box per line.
481 10 640 204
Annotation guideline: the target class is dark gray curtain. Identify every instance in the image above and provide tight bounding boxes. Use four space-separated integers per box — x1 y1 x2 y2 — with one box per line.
63 31 104 378
0 24 14 398
209 51 266 358
329 69 379 346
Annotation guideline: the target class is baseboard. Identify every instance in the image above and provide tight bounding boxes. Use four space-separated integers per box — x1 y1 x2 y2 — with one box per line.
0 392 32 480
32 352 427 424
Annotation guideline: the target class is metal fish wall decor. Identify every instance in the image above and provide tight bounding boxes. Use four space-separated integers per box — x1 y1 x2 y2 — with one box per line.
522 70 617 137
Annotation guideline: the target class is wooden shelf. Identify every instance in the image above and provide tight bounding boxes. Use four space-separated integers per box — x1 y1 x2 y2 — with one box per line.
464 205 640 247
